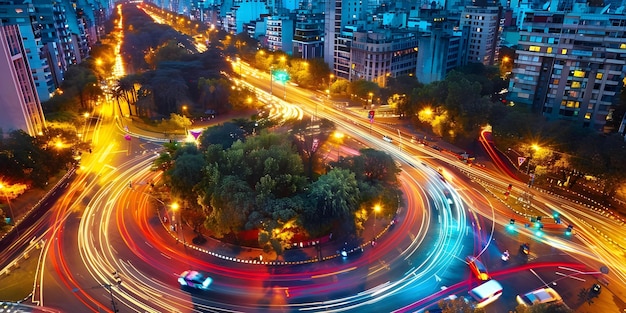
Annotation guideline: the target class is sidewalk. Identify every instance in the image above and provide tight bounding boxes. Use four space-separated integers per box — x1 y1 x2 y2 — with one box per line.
156 204 395 265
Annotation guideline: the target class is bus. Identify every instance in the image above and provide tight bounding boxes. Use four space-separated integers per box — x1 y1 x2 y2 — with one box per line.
468 280 503 308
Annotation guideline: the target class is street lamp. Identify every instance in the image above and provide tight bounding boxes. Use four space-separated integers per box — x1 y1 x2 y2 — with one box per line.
527 144 540 187
373 204 381 237
328 74 334 98
368 92 374 108
170 202 179 231
334 132 344 159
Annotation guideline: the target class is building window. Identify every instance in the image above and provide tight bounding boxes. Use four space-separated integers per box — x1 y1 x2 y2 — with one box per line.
561 48 567 54
596 73 603 79
573 70 585 78
547 47 552 53
529 46 541 52
584 112 591 119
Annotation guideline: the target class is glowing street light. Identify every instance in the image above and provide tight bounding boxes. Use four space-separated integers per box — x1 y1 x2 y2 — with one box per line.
334 132 344 159
373 204 381 234
527 143 541 186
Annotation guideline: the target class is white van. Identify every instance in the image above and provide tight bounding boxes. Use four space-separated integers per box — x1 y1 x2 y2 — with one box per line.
468 280 503 308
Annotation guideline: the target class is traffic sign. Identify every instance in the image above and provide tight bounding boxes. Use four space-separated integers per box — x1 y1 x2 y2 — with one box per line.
517 157 526 167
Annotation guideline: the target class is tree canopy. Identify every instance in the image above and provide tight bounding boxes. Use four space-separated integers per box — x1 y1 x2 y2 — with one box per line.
156 122 401 253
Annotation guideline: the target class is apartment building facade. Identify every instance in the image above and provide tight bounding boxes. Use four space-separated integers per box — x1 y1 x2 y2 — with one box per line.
460 5 502 65
351 28 419 87
508 9 626 130
0 23 46 137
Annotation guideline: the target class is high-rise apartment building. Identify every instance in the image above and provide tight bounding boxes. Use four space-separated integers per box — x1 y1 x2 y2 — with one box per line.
324 0 369 80
351 28 419 87
266 15 294 54
508 8 626 130
416 16 463 84
0 23 46 137
292 8 324 59
460 5 502 65
0 1 56 101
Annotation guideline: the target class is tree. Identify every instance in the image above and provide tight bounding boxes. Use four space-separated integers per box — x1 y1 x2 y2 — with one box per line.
168 146 204 202
349 80 380 106
435 298 484 313
206 175 255 238
443 72 492 141
514 302 573 313
114 76 138 116
337 148 400 185
197 77 231 114
146 69 189 115
62 65 99 110
289 118 335 179
199 121 245 149
145 40 191 69
307 168 360 229
572 133 626 197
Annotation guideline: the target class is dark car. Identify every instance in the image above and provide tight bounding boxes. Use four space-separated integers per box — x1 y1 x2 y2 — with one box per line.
520 243 530 255
591 283 601 294
466 256 490 280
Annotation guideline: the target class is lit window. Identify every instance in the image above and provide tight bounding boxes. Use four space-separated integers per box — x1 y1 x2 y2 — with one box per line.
561 49 568 54
547 47 553 53
567 101 574 107
529 46 541 52
596 73 603 79
573 70 585 78
571 81 581 88
620 43 626 49
477 28 482 32
584 112 591 119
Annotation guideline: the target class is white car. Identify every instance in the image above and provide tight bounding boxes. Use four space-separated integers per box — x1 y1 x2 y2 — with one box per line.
516 287 562 306
178 270 213 290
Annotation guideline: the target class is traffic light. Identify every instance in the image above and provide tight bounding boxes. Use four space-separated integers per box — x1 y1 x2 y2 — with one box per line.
368 110 375 119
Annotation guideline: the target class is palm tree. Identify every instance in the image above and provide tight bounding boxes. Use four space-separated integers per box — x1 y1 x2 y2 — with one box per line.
114 76 137 116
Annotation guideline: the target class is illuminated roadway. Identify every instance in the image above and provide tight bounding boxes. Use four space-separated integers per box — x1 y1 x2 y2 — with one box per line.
9 5 623 313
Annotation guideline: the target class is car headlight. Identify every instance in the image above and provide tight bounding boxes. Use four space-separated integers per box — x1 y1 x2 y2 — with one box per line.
178 277 187 286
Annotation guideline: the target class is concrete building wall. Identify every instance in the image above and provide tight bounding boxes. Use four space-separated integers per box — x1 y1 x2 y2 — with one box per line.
0 24 46 137
508 10 626 131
